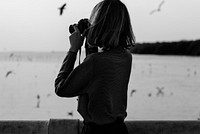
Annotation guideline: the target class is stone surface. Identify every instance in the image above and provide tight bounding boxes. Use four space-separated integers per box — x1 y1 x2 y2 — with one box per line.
0 120 48 134
0 119 200 134
48 119 80 134
125 120 200 134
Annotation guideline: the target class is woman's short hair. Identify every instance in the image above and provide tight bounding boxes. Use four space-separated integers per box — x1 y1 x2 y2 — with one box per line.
87 0 135 50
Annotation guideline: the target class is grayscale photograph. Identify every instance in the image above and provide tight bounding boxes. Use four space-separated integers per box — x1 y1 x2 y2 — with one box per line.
0 0 200 133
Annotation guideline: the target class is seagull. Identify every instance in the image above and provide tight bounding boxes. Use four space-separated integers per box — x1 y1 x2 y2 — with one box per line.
150 0 165 15
130 89 136 97
156 86 165 97
148 93 152 97
67 110 73 117
9 53 14 58
5 70 14 78
59 3 66 15
36 94 40 108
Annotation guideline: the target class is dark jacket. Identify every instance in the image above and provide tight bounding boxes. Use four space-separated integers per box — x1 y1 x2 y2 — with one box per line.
55 46 132 124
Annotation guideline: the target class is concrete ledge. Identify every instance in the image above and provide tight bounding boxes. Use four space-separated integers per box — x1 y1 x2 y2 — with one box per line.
0 120 48 134
0 119 200 134
48 119 80 134
125 121 200 134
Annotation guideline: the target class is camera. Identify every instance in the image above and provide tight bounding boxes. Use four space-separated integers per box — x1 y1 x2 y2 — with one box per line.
69 18 98 56
69 18 90 35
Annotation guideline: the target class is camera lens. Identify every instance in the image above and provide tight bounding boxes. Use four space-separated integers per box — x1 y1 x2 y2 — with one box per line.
69 18 90 34
69 25 75 34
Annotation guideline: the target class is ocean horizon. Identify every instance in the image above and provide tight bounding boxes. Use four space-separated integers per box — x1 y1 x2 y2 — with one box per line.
0 51 200 120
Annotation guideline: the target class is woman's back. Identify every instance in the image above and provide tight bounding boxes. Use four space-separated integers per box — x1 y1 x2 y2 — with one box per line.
79 46 132 124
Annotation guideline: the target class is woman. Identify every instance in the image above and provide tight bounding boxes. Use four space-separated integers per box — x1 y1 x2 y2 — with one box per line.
55 0 135 133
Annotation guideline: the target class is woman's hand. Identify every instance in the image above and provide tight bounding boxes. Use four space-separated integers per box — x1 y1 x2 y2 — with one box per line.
69 25 84 52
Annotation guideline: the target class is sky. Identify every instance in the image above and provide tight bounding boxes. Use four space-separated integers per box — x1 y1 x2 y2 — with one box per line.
0 0 200 52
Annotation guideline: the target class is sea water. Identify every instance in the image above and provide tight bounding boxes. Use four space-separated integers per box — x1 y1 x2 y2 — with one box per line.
0 52 200 120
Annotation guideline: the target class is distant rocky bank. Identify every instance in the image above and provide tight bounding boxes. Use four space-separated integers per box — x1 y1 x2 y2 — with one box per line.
130 39 200 56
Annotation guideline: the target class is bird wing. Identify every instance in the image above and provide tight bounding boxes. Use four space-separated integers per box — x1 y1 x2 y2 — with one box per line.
158 0 165 10
5 71 13 77
150 0 165 15
61 3 66 9
60 9 63 15
150 9 157 15
59 3 66 15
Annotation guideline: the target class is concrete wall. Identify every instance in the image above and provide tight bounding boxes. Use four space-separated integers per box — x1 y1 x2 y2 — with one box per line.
0 120 48 134
0 119 200 134
125 121 200 134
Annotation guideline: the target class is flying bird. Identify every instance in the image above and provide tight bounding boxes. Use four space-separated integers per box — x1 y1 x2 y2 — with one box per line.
5 70 14 78
9 53 14 58
67 110 73 117
148 93 152 97
156 86 165 97
130 89 137 97
150 0 165 15
36 94 40 108
59 3 67 15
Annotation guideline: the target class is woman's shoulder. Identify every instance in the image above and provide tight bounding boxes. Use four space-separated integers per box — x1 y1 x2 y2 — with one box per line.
125 49 133 58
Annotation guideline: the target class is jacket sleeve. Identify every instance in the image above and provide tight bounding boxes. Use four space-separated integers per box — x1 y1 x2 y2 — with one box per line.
55 51 94 97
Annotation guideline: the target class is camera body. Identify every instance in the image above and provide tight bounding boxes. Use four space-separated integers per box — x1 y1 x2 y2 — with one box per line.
69 18 98 56
69 18 90 35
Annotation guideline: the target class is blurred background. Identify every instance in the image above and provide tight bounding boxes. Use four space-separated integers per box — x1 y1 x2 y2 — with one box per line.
0 0 200 51
0 0 200 121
